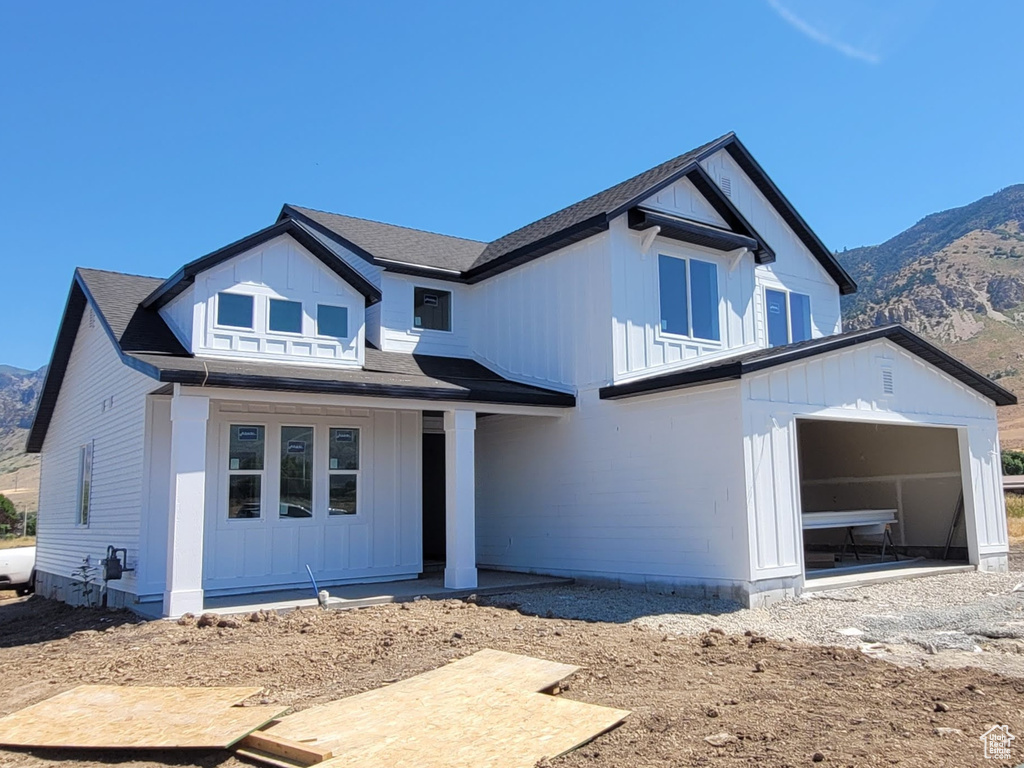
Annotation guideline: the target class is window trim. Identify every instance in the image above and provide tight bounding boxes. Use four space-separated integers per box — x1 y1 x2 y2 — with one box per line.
764 286 813 347
411 286 454 334
327 426 361 518
76 441 93 527
315 303 351 340
267 298 305 337
226 424 266 522
214 291 255 331
656 252 723 345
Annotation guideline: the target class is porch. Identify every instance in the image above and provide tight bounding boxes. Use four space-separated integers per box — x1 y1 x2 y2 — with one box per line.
138 368 572 619
133 569 571 618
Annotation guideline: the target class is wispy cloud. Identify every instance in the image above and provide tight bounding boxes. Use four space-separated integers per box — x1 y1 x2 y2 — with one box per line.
766 0 882 64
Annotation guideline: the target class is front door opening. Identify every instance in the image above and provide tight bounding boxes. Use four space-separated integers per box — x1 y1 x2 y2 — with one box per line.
422 431 446 567
796 420 968 576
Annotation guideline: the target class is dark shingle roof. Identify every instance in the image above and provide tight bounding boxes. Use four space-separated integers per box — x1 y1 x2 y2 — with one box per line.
599 325 1016 406
283 205 487 273
282 133 856 293
468 133 734 274
26 268 574 452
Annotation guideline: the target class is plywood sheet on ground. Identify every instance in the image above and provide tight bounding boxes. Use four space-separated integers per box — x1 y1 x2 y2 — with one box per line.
252 649 628 768
0 685 285 749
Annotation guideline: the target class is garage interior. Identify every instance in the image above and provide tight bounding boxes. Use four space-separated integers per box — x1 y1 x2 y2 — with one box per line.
796 419 969 576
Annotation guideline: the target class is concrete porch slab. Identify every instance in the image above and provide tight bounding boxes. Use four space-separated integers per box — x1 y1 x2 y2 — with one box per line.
133 570 571 619
802 559 973 593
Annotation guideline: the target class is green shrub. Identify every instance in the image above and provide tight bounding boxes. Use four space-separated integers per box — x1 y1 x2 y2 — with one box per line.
1002 450 1024 475
0 494 17 536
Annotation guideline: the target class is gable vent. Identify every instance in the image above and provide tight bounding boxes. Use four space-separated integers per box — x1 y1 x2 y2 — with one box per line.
720 176 732 197
881 367 894 395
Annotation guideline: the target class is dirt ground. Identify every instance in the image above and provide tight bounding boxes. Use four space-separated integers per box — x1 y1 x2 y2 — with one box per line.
0 588 1022 768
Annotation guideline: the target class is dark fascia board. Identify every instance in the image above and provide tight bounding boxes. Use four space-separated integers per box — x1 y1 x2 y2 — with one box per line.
142 219 383 310
461 214 611 284
26 271 164 453
684 166 775 263
720 138 857 295
279 206 471 284
600 325 1017 406
628 208 760 254
157 368 577 408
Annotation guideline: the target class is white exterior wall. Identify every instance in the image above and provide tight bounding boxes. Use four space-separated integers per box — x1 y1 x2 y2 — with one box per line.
470 234 613 393
642 176 729 226
700 149 843 343
610 217 757 382
162 234 366 368
379 273 472 357
35 305 159 602
199 400 422 594
476 383 750 594
742 338 1007 587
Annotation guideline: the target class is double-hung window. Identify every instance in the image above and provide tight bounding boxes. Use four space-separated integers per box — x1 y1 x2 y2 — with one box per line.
328 428 360 515
765 288 812 347
77 441 93 526
228 425 264 519
658 254 720 341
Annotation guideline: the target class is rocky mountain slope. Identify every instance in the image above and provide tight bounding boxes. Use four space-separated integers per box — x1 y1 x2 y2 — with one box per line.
840 184 1024 446
0 366 45 513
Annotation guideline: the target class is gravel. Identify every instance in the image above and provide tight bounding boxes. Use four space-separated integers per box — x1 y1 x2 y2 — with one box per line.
493 567 1024 662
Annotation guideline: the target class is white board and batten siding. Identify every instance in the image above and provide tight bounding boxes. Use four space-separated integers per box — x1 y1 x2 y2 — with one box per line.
160 234 367 368
198 401 422 594
741 338 1008 583
475 382 750 593
35 306 158 602
470 234 614 393
609 217 757 382
699 149 843 345
378 274 472 358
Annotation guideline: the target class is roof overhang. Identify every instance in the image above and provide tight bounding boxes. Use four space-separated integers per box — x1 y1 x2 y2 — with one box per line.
627 207 761 258
599 325 1017 406
142 218 383 310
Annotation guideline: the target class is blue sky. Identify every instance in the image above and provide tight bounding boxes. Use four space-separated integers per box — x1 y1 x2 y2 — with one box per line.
2 1 1022 370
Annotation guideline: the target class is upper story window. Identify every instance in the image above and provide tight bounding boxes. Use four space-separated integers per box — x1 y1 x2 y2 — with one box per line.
317 304 349 338
766 288 812 347
269 299 303 334
217 292 254 329
658 254 720 342
414 287 451 332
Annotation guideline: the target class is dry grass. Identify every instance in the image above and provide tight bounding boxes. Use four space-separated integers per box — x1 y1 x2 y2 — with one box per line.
1006 492 1024 540
0 537 34 550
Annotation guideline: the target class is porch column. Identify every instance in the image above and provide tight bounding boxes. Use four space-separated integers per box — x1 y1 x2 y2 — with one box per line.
162 392 209 618
444 409 477 589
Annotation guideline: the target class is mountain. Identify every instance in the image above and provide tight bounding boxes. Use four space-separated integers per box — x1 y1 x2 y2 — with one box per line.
840 184 1024 447
0 366 46 515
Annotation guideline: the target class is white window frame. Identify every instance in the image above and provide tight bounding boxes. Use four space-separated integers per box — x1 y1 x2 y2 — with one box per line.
267 298 305 337
315 303 351 340
214 291 255 331
226 424 266 522
327 426 361 518
764 286 813 347
76 441 93 527
656 252 723 345
411 286 454 334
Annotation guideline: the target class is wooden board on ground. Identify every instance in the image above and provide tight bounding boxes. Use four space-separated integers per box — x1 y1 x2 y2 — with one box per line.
0 685 285 749
247 649 628 768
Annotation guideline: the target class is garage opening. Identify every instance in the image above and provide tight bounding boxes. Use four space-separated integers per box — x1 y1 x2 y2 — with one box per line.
796 419 968 576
